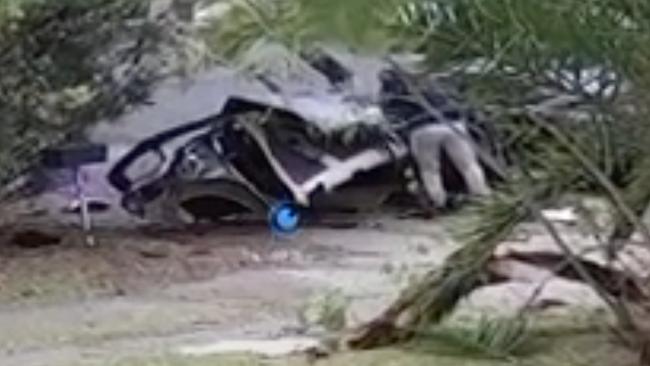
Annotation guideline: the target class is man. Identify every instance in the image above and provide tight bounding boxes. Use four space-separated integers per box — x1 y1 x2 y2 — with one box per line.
378 68 492 210
303 49 493 210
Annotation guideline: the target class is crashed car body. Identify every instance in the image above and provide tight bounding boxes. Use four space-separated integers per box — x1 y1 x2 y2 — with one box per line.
107 52 496 225
107 83 410 224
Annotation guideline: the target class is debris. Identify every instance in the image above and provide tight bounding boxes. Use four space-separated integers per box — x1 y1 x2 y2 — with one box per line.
492 251 647 301
61 199 111 214
40 144 108 247
138 245 172 259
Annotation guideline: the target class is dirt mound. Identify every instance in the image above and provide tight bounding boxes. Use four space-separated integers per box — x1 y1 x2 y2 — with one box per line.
0 224 293 304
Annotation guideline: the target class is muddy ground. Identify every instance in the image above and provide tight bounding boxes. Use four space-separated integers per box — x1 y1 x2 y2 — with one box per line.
0 199 640 366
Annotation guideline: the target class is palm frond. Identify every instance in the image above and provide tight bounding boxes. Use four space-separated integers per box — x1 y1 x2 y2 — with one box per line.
417 316 533 359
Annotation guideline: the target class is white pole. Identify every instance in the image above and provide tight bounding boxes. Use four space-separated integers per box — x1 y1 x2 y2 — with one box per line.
75 167 96 246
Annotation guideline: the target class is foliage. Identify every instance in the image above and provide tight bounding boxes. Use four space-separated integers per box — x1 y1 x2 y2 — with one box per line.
299 288 350 332
199 0 412 58
0 0 198 186
421 316 533 360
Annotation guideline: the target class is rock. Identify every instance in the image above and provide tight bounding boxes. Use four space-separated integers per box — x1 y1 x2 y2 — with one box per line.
246 251 263 264
138 242 172 259
270 249 304 264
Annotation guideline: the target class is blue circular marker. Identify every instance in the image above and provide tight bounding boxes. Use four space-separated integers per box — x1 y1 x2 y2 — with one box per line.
269 201 300 235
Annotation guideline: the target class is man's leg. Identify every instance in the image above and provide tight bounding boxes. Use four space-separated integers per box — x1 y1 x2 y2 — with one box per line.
443 126 492 198
409 126 447 208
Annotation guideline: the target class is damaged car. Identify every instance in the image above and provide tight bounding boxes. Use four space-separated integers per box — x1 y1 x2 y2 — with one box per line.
107 52 498 229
